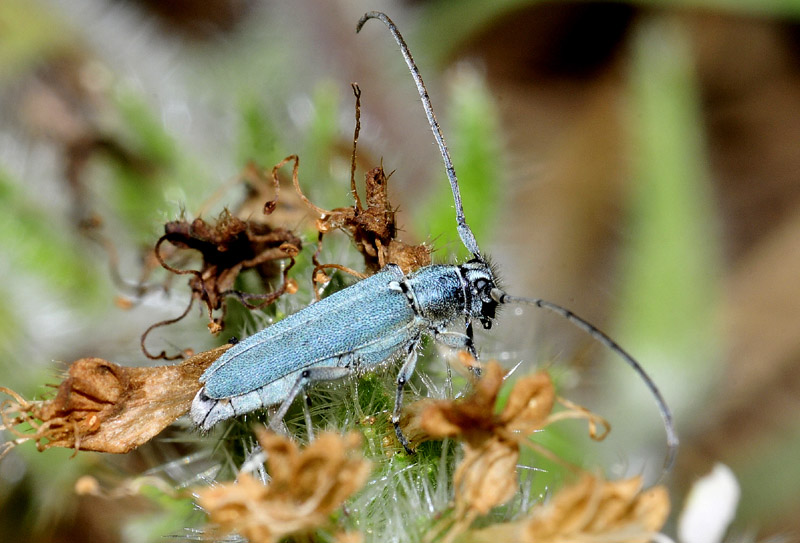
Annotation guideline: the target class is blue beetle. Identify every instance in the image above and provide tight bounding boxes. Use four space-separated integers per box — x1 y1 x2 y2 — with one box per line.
191 11 677 469
192 262 496 443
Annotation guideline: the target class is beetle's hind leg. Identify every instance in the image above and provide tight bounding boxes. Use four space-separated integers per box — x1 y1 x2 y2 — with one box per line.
268 366 354 432
392 347 419 454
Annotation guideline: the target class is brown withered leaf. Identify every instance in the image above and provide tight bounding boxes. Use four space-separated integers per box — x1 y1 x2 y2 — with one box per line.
0 344 230 455
195 429 370 543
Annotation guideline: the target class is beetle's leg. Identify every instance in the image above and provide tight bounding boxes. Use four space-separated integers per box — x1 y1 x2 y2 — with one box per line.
393 347 419 454
268 366 354 431
465 321 481 377
302 389 315 442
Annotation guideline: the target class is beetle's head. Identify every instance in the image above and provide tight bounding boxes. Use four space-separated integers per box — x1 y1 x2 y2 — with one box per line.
459 258 500 329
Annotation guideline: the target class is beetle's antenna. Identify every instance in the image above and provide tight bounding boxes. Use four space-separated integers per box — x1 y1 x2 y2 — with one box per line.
490 288 678 477
357 11 481 258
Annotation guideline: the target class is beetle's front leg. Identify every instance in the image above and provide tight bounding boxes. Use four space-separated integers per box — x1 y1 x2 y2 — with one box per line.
433 327 481 377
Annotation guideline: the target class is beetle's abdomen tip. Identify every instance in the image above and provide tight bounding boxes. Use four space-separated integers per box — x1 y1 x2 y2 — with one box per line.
191 388 233 431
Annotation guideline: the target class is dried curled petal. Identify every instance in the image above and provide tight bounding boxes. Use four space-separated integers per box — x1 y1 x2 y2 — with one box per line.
454 438 519 517
417 361 507 446
410 361 556 448
498 371 555 434
406 360 608 450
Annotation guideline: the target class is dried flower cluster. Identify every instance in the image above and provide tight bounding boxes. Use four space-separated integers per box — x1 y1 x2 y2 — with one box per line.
0 345 229 455
287 85 431 280
294 160 431 275
400 358 612 542
195 429 371 543
466 474 669 543
142 208 301 358
125 157 310 359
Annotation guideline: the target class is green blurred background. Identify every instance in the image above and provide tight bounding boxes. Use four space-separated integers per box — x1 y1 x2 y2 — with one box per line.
1 0 799 540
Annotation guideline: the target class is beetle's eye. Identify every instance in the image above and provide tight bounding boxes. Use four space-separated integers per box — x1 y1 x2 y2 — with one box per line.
474 278 488 292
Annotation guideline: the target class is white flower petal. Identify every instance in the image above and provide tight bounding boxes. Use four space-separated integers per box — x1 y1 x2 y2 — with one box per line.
678 463 740 543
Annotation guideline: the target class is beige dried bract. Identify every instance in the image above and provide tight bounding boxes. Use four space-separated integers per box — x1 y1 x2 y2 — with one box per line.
454 437 519 517
0 344 230 455
464 474 669 543
524 474 669 542
195 430 371 543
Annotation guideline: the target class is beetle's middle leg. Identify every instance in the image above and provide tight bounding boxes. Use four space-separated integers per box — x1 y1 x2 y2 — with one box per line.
393 347 419 454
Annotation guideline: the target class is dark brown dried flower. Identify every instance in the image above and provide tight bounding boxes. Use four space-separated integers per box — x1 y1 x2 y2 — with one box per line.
142 208 301 359
195 429 370 543
0 345 229 455
413 361 557 449
309 164 430 274
132 156 309 359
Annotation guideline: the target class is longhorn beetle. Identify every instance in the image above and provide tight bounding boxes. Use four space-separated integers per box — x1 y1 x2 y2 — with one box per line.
191 11 678 473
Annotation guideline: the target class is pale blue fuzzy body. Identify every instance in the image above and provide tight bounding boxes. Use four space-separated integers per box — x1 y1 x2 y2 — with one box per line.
190 262 492 430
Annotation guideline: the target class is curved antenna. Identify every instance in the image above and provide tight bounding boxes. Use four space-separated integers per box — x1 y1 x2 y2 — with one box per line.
357 11 481 258
491 288 678 477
